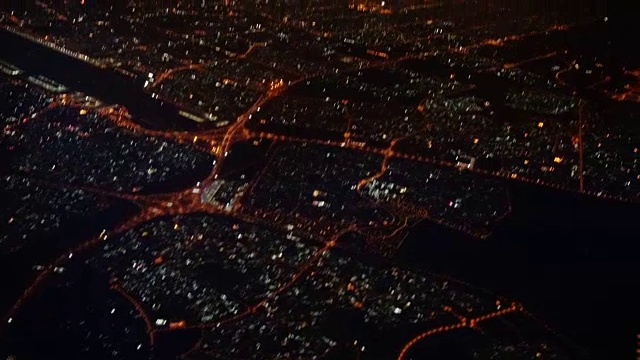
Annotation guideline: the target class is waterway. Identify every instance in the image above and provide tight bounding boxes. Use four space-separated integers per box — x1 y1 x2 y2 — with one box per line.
0 28 197 131
2 26 639 360
399 181 640 360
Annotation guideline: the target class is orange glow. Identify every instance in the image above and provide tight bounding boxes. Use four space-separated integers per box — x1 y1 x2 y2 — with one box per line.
484 39 503 46
79 109 88 115
473 138 479 144
366 49 389 59
572 135 579 146
154 256 163 265
13 51 633 355
537 122 544 128
397 303 521 359
268 79 284 90
553 156 563 164
169 321 186 329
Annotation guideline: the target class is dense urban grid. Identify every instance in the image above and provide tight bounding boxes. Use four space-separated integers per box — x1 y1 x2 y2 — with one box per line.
0 0 637 359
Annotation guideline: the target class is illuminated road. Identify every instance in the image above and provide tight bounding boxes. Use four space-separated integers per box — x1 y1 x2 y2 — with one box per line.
578 100 586 193
607 69 640 103
150 63 205 88
0 63 627 341
237 42 266 59
503 51 560 70
1 21 636 357
248 128 633 205
155 226 356 332
2 7 636 360
397 303 523 360
111 283 156 346
1 26 106 68
98 106 224 154
356 136 400 192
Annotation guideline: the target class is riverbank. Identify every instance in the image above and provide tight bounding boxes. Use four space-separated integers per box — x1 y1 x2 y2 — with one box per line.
0 28 196 131
399 180 640 359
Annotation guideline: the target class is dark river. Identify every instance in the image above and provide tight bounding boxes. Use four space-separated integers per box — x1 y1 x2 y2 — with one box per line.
1 26 639 360
0 28 195 131
400 181 640 360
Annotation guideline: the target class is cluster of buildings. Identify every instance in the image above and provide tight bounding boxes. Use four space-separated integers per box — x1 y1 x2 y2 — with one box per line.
93 214 323 326
246 144 394 237
3 104 215 193
0 175 109 253
364 159 510 238
90 213 570 359
0 1 632 358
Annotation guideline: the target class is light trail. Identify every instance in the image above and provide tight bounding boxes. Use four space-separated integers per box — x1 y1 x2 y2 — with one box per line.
2 26 636 347
2 98 62 133
0 211 155 337
154 226 350 333
5 175 154 208
503 51 559 69
397 303 522 360
1 26 105 68
578 100 586 193
248 129 636 204
111 283 156 346
237 42 266 59
150 63 205 88
232 141 278 211
178 329 204 359
555 64 574 87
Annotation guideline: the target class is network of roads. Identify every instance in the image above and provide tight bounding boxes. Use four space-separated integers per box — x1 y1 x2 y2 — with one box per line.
0 1 637 359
